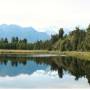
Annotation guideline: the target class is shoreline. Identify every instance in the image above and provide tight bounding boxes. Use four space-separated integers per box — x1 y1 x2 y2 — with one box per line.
0 50 49 54
0 50 90 60
63 51 90 60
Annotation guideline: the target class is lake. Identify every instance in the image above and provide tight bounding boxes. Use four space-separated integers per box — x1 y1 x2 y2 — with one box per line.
0 54 90 88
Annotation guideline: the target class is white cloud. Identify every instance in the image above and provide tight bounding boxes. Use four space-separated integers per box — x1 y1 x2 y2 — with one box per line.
0 71 89 88
0 0 90 31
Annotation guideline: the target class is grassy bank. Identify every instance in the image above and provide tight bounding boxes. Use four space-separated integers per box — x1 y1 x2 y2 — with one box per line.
0 49 90 60
48 51 90 60
62 51 90 60
0 49 49 54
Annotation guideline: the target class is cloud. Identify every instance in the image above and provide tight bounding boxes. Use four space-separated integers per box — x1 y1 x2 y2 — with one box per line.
0 70 89 88
0 0 90 31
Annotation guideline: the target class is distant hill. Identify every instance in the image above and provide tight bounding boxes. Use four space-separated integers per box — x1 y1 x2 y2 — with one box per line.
0 24 50 42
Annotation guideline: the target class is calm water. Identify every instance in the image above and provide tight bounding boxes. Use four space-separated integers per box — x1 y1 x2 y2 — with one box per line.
0 54 90 88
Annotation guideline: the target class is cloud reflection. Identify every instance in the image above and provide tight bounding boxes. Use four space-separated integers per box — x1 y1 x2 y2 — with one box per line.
0 70 89 88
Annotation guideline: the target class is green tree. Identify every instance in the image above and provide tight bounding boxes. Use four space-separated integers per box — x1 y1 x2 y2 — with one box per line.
85 25 90 51
59 28 64 38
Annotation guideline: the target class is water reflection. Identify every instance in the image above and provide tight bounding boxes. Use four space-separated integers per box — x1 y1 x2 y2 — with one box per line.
0 55 90 86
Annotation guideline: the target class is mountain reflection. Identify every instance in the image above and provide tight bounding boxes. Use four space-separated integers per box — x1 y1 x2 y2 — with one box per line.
0 55 90 85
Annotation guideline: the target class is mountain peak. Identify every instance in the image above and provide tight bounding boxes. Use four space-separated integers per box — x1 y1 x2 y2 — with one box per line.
0 24 50 42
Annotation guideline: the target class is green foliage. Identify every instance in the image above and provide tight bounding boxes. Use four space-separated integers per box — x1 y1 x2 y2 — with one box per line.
51 26 89 51
59 28 64 38
0 25 89 51
51 34 59 44
85 25 90 50
0 37 28 50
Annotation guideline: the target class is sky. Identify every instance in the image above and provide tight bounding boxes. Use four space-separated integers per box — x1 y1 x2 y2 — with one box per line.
0 0 90 32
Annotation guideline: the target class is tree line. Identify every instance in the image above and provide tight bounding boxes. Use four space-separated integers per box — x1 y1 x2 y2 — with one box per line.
51 25 90 51
0 37 51 50
0 25 90 51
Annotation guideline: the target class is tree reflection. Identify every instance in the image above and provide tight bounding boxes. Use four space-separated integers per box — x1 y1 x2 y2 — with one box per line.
58 66 63 78
29 56 90 85
0 55 90 85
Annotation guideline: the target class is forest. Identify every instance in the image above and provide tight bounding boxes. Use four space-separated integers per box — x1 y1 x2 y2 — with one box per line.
0 24 90 51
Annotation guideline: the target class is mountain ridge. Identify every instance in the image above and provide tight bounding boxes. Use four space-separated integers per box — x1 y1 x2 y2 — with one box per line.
0 24 50 42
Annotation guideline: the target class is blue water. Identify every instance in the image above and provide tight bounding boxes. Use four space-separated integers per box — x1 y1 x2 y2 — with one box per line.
0 55 89 88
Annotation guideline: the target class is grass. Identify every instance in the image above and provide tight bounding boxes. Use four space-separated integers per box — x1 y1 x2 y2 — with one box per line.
62 51 90 60
0 49 90 60
48 51 90 60
0 49 49 54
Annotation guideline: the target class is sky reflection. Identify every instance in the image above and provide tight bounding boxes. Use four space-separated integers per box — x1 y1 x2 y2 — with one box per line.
0 70 89 88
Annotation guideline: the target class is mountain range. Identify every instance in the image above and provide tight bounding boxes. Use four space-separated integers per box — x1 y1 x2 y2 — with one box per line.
0 24 50 42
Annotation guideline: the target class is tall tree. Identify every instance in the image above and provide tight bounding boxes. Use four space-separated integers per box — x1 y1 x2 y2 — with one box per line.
59 28 64 38
85 25 90 50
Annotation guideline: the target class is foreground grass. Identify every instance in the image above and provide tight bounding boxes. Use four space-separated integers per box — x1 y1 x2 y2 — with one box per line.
48 51 90 60
0 49 49 54
62 51 90 60
0 49 90 60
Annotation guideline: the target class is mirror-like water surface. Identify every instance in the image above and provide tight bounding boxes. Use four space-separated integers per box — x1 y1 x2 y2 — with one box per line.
0 55 90 88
